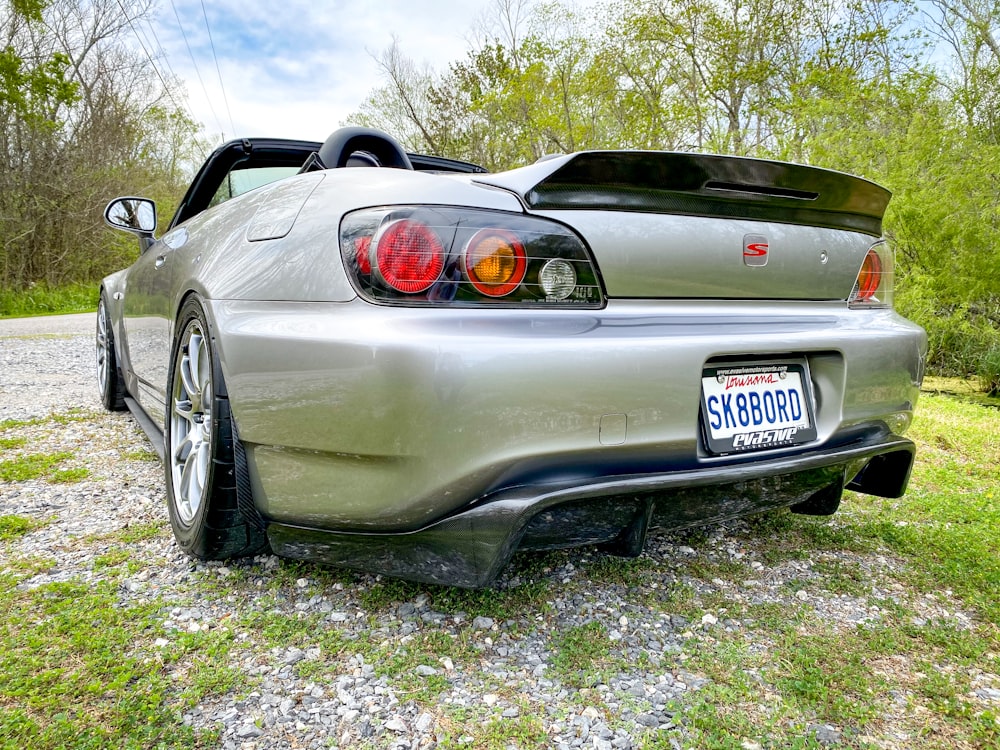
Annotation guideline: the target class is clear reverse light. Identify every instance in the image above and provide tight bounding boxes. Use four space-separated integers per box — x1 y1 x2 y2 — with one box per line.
539 259 577 300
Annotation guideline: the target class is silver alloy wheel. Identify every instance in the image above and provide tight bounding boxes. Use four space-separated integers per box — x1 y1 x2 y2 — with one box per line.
170 319 214 526
96 299 110 393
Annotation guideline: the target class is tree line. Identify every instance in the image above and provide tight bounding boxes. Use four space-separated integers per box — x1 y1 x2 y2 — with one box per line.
349 0 1000 387
0 0 200 292
1 0 996 387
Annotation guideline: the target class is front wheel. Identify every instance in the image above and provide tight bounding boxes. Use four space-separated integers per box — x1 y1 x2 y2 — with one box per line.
96 293 126 411
165 298 268 559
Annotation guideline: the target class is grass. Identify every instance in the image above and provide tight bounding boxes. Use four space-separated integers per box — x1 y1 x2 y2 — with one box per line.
0 283 97 318
0 576 201 748
356 560 552 619
0 515 44 542
638 382 1000 749
549 621 617 688
0 381 998 748
854 387 1000 625
0 411 98 485
0 451 89 483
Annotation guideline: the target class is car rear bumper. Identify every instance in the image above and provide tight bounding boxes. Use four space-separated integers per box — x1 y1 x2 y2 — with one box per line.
207 298 925 534
266 433 914 587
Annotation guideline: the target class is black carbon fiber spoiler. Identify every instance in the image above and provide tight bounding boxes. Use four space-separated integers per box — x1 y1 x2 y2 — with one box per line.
475 151 891 237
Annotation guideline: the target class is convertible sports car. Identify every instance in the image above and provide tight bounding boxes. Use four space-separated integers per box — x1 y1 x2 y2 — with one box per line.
99 127 926 587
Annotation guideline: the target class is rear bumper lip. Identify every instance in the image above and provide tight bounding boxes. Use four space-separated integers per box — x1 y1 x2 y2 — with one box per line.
266 434 914 587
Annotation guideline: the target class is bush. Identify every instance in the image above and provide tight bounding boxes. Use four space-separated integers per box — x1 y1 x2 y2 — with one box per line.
981 346 1000 396
0 283 96 318
897 281 1000 383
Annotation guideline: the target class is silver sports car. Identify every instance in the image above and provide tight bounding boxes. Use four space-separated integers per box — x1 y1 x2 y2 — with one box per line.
98 127 926 587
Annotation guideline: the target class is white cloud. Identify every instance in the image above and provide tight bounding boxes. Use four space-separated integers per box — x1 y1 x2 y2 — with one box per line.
151 0 496 143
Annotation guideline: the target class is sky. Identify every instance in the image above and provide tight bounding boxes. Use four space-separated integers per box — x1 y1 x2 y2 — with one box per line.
147 0 501 145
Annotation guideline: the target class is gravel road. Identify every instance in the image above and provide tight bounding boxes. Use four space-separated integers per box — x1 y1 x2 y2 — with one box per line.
0 314 980 749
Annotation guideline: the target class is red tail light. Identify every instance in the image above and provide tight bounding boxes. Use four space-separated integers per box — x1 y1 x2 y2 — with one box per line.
375 219 444 293
340 207 603 308
849 242 892 308
855 249 882 301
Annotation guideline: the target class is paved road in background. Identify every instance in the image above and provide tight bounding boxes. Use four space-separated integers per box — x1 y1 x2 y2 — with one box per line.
0 313 99 421
0 312 95 337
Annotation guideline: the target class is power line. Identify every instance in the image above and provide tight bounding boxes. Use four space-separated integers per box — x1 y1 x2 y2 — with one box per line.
168 0 225 138
200 0 237 137
140 16 182 89
114 0 188 115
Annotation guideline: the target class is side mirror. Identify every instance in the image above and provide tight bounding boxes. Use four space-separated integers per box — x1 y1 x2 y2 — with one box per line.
104 197 157 235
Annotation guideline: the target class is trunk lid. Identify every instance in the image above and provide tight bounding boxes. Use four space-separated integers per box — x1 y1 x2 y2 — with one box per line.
475 152 890 300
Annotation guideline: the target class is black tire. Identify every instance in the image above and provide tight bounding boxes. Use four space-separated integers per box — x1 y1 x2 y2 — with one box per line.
96 293 127 411
164 297 269 559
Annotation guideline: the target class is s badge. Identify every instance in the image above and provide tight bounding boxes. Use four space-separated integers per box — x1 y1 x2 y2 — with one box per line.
743 234 768 267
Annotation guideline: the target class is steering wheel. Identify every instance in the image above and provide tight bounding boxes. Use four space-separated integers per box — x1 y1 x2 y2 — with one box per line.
317 127 413 170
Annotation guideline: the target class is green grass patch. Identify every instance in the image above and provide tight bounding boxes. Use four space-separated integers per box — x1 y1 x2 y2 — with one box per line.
0 515 44 542
549 621 617 688
0 575 204 747
48 467 90 483
93 549 133 570
468 713 548 749
809 559 871 596
0 452 76 482
121 448 160 462
3 555 57 576
581 554 656 585
237 608 325 648
50 409 100 426
0 437 27 451
358 573 551 621
371 629 474 702
0 283 97 318
0 411 96 434
773 628 890 725
84 521 167 547
0 417 46 431
851 391 1000 627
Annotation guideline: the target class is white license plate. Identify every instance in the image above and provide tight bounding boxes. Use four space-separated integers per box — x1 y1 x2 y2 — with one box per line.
701 363 816 454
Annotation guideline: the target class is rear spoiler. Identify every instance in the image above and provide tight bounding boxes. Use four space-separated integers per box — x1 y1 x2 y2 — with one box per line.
475 151 890 236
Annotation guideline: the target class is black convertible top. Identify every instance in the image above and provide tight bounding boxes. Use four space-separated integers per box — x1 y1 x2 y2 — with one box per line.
169 137 487 229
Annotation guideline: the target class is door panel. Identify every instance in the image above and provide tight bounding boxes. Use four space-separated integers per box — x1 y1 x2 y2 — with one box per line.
123 239 174 426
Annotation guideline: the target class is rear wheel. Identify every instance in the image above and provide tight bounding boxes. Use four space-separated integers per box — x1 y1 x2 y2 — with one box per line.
96 293 127 411
165 298 268 559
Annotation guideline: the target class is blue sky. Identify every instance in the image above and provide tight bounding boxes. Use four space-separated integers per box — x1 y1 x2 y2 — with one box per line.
149 0 500 144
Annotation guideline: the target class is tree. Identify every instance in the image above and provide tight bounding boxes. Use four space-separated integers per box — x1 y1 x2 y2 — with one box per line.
348 0 1000 380
0 0 201 290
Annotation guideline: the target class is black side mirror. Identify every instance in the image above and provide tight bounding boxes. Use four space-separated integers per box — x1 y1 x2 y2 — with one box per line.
104 197 157 234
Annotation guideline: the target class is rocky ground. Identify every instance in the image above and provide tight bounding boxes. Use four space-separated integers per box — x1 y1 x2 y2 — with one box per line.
1 314 993 750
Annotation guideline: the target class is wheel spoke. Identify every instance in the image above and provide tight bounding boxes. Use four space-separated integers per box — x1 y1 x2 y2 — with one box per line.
180 352 200 408
96 302 109 390
194 334 211 395
173 397 196 425
178 449 203 519
172 426 196 464
169 317 213 528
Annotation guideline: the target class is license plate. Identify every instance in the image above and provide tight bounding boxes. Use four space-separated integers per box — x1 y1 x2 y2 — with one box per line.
701 362 816 454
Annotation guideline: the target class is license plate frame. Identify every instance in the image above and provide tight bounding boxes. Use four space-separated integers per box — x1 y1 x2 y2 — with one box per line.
700 361 817 455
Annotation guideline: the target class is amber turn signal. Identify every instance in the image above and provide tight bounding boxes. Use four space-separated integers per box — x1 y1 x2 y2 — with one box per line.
464 229 527 297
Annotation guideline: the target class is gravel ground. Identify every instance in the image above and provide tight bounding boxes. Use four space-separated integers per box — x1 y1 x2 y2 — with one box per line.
1 314 990 749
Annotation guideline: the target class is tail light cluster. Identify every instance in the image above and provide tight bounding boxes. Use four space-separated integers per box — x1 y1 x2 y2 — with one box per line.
340 207 603 307
848 240 893 308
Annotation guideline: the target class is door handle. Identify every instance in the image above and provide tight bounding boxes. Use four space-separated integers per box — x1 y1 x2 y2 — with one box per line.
154 254 167 269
